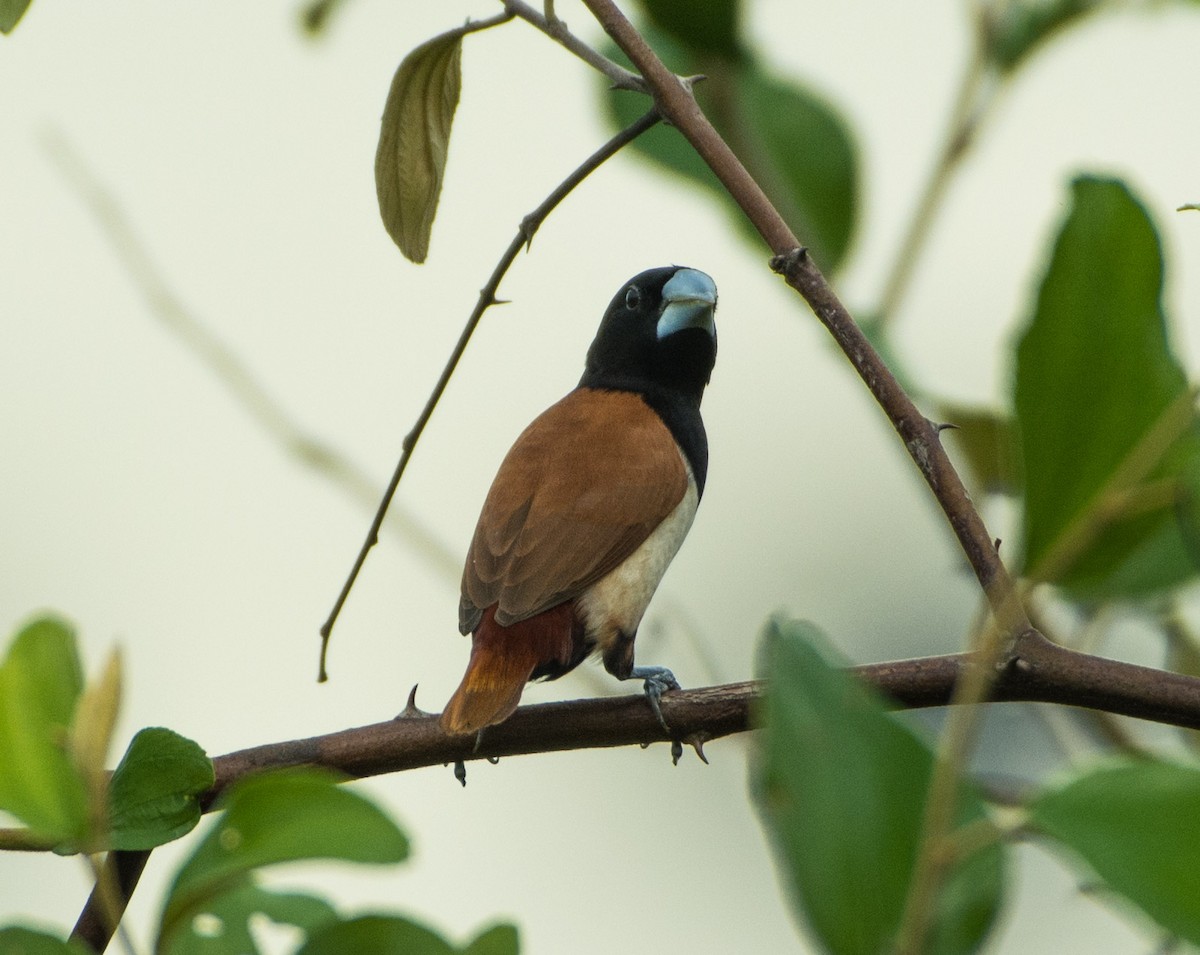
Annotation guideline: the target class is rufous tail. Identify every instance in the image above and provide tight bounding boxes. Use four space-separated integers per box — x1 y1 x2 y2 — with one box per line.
440 604 575 736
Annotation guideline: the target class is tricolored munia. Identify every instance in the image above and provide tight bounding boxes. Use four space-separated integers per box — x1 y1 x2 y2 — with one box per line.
441 265 718 754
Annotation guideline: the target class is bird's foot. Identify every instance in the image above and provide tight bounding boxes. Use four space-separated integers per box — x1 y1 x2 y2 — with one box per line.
630 664 680 734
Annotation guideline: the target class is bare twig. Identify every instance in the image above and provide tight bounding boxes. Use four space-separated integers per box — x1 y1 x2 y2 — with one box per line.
504 0 645 91
570 5 1037 946
874 14 998 325
41 131 462 582
317 108 663 675
578 0 1029 637
72 850 149 955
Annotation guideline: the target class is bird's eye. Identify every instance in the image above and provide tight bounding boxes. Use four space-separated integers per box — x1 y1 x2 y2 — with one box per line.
624 286 642 310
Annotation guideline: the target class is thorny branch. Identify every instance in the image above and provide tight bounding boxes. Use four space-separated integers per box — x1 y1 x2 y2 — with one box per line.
316 108 662 671
69 638 1200 950
55 3 1200 952
570 2 1040 951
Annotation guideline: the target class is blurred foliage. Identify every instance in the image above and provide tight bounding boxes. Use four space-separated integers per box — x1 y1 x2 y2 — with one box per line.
8 0 1200 953
0 620 517 955
0 0 32 34
602 22 859 274
157 768 516 954
1014 177 1200 597
0 617 213 856
984 0 1103 72
753 620 1004 955
1030 761 1200 945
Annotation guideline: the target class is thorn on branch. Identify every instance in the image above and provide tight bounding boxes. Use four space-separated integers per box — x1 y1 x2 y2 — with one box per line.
769 247 808 277
518 214 540 250
395 685 430 719
684 732 711 764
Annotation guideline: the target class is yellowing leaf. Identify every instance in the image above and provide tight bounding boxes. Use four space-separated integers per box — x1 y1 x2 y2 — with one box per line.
71 646 122 848
374 31 463 263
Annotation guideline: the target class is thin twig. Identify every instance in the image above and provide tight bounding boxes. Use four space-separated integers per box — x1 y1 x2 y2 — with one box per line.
82 851 138 955
893 615 1008 955
572 6 1035 946
578 0 1030 638
316 108 663 676
504 0 645 91
72 850 149 955
41 130 461 582
875 17 996 325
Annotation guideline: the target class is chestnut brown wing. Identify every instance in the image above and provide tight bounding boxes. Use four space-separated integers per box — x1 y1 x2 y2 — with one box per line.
459 388 688 633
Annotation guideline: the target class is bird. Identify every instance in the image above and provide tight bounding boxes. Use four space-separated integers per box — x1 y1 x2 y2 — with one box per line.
440 265 718 739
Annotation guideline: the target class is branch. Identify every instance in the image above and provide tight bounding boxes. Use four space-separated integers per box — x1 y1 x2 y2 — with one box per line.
67 638 1200 953
504 0 645 91
214 640 1200 787
577 0 1029 640
317 108 662 672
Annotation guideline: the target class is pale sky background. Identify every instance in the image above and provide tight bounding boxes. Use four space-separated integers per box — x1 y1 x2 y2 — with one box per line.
4 1 1200 953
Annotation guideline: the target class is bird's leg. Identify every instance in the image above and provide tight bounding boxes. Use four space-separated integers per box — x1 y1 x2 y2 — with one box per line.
603 638 684 760
628 664 680 733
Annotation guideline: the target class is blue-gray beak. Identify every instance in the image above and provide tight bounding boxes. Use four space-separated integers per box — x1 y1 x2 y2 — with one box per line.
656 268 717 340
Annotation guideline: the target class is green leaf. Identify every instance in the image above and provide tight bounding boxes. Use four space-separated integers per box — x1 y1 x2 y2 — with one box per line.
109 727 213 851
160 768 408 949
1030 761 1200 944
737 63 857 271
641 0 741 60
298 915 456 955
1014 176 1199 597
751 619 1004 955
0 0 33 34
463 923 520 955
0 926 91 954
161 885 338 955
0 617 88 843
936 403 1023 497
374 30 463 263
986 0 1102 73
602 26 858 273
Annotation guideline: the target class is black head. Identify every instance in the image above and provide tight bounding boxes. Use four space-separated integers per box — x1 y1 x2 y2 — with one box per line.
579 266 718 407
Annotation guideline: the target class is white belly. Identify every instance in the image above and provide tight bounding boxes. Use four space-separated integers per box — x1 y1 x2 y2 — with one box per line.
576 467 699 651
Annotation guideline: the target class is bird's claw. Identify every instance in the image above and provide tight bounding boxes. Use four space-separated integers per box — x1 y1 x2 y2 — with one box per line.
636 666 679 734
